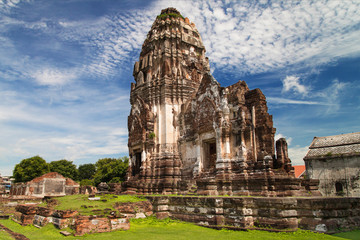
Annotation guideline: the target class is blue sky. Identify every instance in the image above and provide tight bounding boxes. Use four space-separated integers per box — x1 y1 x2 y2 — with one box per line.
0 0 359 176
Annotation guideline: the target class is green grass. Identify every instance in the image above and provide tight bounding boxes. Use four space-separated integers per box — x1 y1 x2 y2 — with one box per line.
0 228 14 240
0 218 350 240
39 194 145 215
333 230 360 240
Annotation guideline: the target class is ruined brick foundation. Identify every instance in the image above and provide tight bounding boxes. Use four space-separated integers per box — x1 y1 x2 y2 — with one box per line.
147 196 360 233
12 201 153 236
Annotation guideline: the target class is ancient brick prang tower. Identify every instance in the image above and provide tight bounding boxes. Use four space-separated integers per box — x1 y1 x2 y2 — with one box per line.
126 8 209 194
124 8 319 196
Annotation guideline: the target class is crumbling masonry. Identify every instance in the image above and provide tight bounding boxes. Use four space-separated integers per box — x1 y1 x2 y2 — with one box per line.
124 8 319 196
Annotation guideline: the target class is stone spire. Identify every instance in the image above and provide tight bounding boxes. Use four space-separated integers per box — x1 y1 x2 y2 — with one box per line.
132 7 210 101
127 8 210 194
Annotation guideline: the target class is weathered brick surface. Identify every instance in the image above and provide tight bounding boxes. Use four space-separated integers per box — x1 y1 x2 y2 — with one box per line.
19 213 35 226
147 196 360 232
80 185 97 195
73 215 129 236
114 201 153 216
52 217 71 229
52 210 78 218
110 217 130 231
108 183 122 194
33 215 50 227
36 207 54 217
13 205 132 235
15 205 37 215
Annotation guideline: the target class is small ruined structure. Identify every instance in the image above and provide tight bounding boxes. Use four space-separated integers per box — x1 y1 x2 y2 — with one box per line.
124 8 319 196
10 172 79 198
304 132 360 197
79 185 98 195
97 182 110 192
12 201 153 236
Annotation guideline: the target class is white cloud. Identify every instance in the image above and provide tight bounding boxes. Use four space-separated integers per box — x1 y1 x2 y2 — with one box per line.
0 77 130 175
271 76 349 115
275 133 292 146
267 97 325 105
315 79 348 114
282 75 308 96
166 0 360 75
0 0 28 13
288 145 309 166
31 68 77 86
2 0 359 81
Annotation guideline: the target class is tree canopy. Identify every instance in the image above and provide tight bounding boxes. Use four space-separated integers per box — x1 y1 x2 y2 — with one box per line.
49 159 78 180
78 163 96 181
13 156 50 183
93 157 129 186
12 155 129 185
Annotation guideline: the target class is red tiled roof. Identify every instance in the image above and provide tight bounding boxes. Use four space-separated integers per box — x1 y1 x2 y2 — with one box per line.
293 165 306 178
29 172 64 183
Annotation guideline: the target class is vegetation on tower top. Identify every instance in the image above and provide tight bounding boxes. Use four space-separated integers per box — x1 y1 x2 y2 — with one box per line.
157 12 184 20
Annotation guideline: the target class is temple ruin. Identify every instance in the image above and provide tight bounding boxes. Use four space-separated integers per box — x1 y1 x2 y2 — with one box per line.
124 8 319 196
10 172 79 198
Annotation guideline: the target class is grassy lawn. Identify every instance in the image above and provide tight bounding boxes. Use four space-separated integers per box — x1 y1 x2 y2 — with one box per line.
0 228 14 240
0 217 350 240
39 194 145 215
333 230 360 240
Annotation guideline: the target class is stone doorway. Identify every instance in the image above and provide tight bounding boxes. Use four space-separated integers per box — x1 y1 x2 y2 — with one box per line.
132 152 142 176
203 140 217 172
335 182 344 195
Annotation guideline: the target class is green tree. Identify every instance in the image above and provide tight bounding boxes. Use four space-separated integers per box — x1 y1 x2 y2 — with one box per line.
49 159 78 180
78 163 96 181
93 156 129 186
13 156 50 183
80 179 94 186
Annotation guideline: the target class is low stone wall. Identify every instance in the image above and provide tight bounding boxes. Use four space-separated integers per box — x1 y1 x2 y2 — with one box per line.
12 200 153 235
147 196 360 233
13 205 78 228
114 201 153 218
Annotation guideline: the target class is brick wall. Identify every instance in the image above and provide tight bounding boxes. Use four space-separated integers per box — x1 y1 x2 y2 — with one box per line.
147 196 360 233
